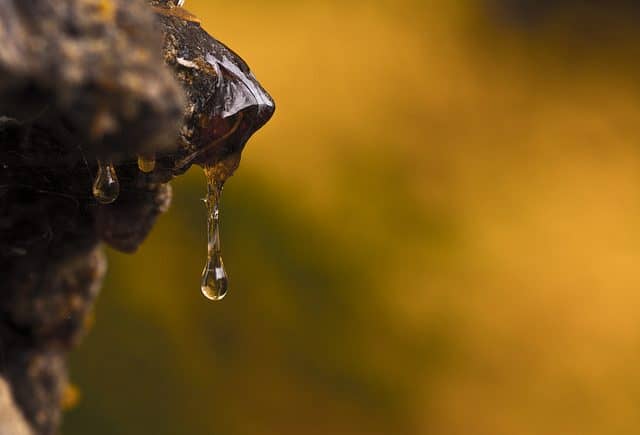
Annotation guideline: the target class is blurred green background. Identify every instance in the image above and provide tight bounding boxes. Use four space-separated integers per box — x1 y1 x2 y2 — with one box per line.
64 1 640 434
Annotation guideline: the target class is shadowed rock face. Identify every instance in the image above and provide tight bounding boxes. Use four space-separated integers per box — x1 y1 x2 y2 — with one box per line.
0 1 275 434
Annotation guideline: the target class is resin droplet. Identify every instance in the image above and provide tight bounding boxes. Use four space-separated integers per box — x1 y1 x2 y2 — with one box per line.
200 168 228 301
92 160 119 204
137 152 156 173
177 0 185 6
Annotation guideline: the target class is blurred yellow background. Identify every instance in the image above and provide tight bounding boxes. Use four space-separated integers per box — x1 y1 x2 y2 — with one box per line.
65 1 640 434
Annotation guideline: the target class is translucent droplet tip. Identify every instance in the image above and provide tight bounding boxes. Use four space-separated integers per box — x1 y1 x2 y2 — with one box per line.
93 160 120 204
201 288 227 301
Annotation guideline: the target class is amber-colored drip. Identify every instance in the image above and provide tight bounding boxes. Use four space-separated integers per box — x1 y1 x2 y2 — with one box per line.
200 166 228 301
175 112 244 170
137 152 156 173
151 6 201 24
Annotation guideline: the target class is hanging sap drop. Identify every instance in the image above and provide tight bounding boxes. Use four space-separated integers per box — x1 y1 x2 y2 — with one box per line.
201 251 228 301
200 166 229 301
137 152 156 173
92 160 119 204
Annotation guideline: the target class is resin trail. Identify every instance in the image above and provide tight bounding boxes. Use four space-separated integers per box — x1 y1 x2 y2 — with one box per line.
200 166 229 301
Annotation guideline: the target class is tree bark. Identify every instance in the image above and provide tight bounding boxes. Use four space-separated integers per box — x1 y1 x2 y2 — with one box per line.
0 1 274 433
